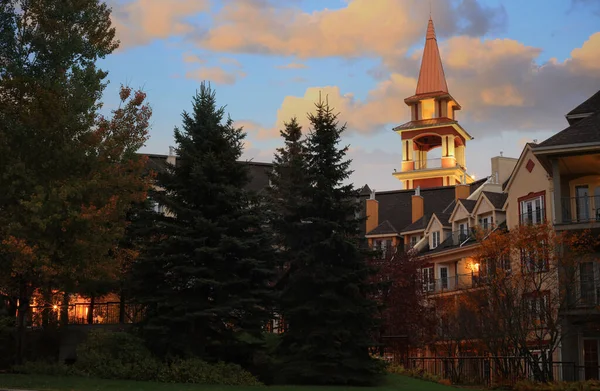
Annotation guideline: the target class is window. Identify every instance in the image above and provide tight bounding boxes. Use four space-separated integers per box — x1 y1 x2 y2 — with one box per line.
479 216 493 230
432 231 441 249
579 262 598 306
458 223 469 241
373 239 393 258
422 267 434 292
439 266 449 289
521 245 549 273
500 255 512 274
410 235 420 248
520 195 544 225
525 293 549 325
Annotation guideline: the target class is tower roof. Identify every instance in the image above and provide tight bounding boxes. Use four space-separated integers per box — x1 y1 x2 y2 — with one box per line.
415 18 448 97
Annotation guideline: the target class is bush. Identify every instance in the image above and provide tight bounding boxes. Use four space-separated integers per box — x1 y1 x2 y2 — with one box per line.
13 329 262 386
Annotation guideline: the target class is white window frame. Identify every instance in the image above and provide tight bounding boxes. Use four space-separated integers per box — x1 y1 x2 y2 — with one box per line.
422 267 434 292
520 196 544 225
432 231 441 249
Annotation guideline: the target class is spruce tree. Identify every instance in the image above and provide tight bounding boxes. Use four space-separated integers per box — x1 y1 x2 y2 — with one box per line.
268 118 310 271
277 98 383 385
134 82 275 364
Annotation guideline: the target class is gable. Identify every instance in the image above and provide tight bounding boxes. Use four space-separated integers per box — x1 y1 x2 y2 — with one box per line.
474 196 494 215
451 203 471 222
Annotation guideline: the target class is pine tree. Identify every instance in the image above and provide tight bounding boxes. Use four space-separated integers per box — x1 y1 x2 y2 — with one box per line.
277 98 383 385
267 118 310 272
133 82 275 365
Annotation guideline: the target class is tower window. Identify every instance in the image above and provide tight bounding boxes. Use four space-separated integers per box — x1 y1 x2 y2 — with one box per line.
437 100 442 118
414 103 420 121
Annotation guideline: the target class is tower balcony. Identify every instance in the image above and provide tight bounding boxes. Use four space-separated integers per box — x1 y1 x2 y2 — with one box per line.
401 156 465 171
394 156 474 189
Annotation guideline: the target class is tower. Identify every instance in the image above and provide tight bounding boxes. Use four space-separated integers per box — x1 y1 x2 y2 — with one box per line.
393 18 474 190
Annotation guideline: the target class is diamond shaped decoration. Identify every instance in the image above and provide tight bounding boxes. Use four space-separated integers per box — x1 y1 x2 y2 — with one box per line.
526 159 535 173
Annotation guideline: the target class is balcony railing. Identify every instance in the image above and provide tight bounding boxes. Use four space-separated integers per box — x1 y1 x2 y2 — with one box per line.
423 272 488 294
520 209 546 225
450 228 476 246
414 157 459 170
561 196 600 224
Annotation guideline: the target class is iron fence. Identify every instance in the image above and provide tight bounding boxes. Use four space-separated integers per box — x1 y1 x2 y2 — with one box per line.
405 357 580 386
561 196 600 224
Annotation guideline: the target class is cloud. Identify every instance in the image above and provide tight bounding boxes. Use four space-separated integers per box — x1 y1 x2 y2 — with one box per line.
197 0 506 61
219 57 243 68
111 0 210 49
257 32 600 140
182 52 206 64
276 62 308 69
185 66 246 85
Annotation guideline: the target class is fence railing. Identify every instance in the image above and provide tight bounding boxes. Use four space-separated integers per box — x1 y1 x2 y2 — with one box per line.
520 209 546 225
406 357 581 386
424 272 488 294
561 196 600 224
413 158 458 170
27 302 144 327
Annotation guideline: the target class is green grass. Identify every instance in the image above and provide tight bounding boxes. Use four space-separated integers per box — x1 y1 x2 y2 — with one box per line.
0 374 479 391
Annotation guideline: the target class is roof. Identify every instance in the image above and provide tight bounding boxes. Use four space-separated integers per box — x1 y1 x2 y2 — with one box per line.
567 89 600 118
435 213 452 227
536 110 600 148
366 220 399 236
140 153 273 193
482 191 508 210
372 178 487 235
459 199 477 213
401 214 431 233
414 18 448 97
393 117 457 131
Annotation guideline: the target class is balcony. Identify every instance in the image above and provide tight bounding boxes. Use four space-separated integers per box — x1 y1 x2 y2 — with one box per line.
561 196 600 224
520 209 546 225
400 157 466 172
423 273 488 294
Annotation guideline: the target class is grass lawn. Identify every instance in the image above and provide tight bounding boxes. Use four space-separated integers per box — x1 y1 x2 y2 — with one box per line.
0 374 480 391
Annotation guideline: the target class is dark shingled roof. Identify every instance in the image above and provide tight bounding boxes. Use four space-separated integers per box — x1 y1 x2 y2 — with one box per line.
375 178 487 235
537 110 600 148
402 214 431 233
458 199 477 213
482 191 508 210
567 90 600 118
435 213 452 227
140 154 273 193
366 220 398 236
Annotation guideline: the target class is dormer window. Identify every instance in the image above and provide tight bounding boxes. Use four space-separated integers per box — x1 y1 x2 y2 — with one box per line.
432 231 441 249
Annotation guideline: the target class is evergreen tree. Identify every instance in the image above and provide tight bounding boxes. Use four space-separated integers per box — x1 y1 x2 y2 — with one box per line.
267 118 310 273
133 82 275 365
277 98 383 385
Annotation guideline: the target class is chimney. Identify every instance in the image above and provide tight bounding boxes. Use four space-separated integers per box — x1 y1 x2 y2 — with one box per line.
455 181 470 201
366 189 379 234
167 146 176 166
411 186 424 223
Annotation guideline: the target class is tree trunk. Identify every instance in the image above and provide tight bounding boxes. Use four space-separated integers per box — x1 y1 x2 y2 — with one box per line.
60 292 69 326
41 284 52 328
119 291 125 324
87 295 95 324
16 279 29 365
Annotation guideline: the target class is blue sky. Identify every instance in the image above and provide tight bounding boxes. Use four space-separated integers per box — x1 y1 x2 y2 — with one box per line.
102 0 600 190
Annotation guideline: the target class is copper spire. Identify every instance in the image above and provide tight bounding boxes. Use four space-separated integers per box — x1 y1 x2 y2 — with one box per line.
415 17 448 96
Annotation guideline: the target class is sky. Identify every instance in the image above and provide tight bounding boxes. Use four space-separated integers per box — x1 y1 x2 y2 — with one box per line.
101 0 600 191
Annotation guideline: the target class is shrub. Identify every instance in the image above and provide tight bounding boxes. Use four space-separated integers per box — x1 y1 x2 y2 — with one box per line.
13 329 262 386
